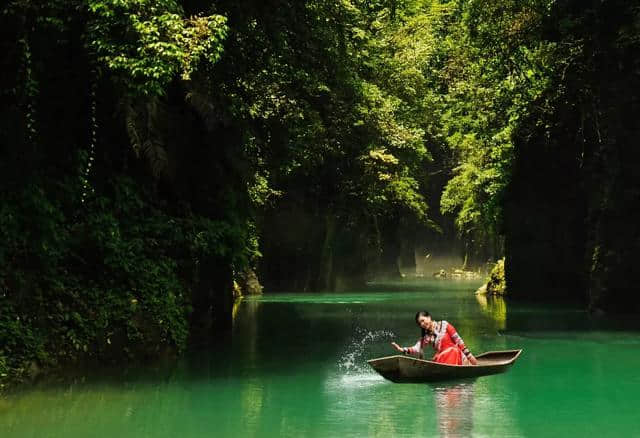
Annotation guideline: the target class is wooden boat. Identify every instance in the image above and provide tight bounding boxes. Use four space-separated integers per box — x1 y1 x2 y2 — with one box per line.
367 349 522 383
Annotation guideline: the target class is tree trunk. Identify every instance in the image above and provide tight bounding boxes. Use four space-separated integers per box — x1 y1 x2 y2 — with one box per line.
317 212 335 290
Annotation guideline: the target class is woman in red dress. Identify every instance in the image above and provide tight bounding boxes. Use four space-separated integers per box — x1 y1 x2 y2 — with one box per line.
391 311 478 365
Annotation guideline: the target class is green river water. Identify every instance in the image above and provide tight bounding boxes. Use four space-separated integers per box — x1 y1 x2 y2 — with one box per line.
2 279 640 437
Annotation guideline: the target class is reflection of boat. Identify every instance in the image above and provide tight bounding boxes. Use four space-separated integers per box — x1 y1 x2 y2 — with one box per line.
367 349 522 383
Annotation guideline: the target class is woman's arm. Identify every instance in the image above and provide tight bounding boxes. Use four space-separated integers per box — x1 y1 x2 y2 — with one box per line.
447 323 478 365
466 353 478 365
391 339 423 357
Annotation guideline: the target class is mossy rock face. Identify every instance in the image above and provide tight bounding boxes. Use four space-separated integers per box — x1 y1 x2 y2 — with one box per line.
237 269 263 295
486 258 506 296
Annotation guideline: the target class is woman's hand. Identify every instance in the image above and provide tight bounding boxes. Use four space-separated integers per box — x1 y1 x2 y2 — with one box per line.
391 342 404 353
467 354 478 365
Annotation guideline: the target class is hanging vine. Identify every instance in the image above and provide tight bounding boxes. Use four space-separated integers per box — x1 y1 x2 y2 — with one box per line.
19 36 38 149
81 68 98 205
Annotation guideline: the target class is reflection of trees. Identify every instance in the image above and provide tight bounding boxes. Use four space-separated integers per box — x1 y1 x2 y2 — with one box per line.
475 294 507 331
432 381 475 438
232 296 244 322
234 299 260 367
231 299 264 438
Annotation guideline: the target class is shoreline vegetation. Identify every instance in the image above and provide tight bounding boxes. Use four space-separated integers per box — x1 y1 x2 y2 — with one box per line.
2 0 639 391
476 258 506 296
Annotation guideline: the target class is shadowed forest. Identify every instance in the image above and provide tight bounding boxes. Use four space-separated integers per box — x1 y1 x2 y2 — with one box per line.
2 0 639 388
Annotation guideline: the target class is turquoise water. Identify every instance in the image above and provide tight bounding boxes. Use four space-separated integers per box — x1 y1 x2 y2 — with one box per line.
2 279 640 437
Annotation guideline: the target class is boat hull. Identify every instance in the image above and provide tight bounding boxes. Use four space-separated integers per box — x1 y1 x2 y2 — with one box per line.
367 349 522 383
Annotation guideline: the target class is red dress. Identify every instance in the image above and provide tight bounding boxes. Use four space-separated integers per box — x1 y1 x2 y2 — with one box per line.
405 320 471 365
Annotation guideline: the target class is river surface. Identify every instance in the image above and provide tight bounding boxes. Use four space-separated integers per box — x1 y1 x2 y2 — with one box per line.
2 279 640 437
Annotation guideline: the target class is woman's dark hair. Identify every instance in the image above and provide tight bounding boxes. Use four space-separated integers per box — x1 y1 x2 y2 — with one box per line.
415 310 431 337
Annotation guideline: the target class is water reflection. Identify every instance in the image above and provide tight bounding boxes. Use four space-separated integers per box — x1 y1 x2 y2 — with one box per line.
475 293 507 331
240 378 265 438
431 381 476 438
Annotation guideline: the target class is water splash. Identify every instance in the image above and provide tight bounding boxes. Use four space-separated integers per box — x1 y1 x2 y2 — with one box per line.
323 328 396 391
337 327 396 375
